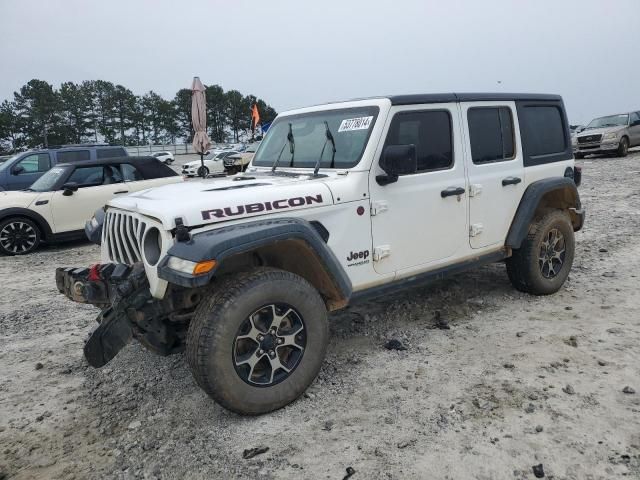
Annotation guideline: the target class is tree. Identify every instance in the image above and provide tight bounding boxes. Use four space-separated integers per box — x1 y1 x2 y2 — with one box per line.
225 90 250 142
173 88 192 143
58 82 92 144
13 79 61 148
1 78 277 149
113 85 137 145
205 85 227 143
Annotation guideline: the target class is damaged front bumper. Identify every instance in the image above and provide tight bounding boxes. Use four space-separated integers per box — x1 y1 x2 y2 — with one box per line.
56 263 201 368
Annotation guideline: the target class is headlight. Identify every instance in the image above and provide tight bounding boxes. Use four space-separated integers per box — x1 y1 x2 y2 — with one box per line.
166 256 217 275
602 132 618 140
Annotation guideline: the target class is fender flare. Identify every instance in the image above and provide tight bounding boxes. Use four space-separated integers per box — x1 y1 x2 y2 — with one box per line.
0 207 54 240
158 217 352 310
506 177 584 249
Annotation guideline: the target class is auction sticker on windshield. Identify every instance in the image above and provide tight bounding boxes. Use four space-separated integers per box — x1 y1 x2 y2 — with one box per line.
338 116 374 133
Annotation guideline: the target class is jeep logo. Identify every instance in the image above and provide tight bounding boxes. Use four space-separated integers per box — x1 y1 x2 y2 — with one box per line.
347 250 369 262
201 194 324 220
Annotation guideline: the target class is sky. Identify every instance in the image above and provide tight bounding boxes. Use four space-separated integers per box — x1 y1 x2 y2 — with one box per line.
1 0 638 124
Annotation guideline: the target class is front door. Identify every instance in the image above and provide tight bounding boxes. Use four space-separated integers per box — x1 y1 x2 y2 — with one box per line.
9 153 51 190
629 112 640 146
460 102 525 249
369 104 468 275
50 165 130 233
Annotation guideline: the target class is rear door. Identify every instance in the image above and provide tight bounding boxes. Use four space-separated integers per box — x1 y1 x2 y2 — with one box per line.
461 102 524 249
50 165 129 233
369 104 468 275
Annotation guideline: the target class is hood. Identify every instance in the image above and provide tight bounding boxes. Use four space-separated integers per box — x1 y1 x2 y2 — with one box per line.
578 125 626 137
0 190 40 209
107 172 335 229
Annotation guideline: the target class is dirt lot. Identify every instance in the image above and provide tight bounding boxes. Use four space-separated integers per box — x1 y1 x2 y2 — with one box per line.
1 152 639 480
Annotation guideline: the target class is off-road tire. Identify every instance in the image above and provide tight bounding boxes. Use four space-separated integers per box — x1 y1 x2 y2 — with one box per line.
0 217 42 256
506 210 575 295
186 268 329 415
617 137 629 157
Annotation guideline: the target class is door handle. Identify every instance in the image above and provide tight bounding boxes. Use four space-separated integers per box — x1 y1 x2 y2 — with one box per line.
441 186 465 198
502 177 522 186
114 190 129 194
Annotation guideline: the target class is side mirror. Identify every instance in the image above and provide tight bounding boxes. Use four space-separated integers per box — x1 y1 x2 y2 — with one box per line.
12 165 24 175
377 144 417 185
62 182 79 196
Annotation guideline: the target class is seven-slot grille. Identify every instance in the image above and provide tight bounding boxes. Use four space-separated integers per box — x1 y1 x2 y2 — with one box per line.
102 210 147 264
577 134 602 144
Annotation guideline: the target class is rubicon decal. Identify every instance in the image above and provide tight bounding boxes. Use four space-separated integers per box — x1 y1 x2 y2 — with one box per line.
202 194 324 220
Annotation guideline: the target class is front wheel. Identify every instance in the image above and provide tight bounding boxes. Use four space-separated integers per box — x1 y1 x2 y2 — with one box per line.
617 137 629 157
196 166 209 177
0 217 41 255
506 210 575 295
186 268 328 415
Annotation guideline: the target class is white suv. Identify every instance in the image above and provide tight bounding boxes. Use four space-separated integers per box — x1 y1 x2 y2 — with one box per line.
57 93 584 415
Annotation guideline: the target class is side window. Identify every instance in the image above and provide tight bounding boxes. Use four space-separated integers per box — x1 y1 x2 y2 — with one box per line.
520 106 566 157
630 112 640 125
121 163 144 181
468 107 515 164
15 153 50 174
56 150 91 163
66 165 123 187
96 148 126 159
384 110 453 173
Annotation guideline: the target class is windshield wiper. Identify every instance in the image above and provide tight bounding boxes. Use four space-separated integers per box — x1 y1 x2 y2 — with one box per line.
271 123 295 173
313 121 337 177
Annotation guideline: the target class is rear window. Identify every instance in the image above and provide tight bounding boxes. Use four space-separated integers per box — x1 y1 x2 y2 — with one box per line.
468 107 515 164
520 106 566 157
56 150 90 163
96 147 127 159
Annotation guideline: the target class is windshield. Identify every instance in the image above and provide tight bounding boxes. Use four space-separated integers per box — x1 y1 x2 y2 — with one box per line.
0 153 21 172
586 114 629 128
252 106 379 169
29 166 67 192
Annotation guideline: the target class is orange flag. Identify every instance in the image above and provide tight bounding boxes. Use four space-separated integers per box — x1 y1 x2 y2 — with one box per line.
251 104 260 130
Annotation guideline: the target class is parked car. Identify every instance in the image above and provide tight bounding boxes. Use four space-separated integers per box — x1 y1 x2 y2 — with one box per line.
0 155 11 165
57 92 584 415
0 144 129 191
182 151 239 177
0 157 181 255
151 151 174 164
223 142 261 174
573 111 640 158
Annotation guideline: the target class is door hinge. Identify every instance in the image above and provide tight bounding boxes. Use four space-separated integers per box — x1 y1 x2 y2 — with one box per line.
469 224 484 237
469 184 483 197
370 201 388 216
373 245 391 261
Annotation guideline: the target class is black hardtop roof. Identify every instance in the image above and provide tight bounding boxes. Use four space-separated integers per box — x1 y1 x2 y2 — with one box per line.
57 156 178 178
386 92 562 106
56 156 156 167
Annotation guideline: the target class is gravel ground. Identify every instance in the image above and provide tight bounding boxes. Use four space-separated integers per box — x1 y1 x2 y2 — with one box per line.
1 151 639 480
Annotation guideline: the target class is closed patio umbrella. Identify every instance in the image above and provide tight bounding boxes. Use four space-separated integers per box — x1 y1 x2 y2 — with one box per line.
191 77 211 178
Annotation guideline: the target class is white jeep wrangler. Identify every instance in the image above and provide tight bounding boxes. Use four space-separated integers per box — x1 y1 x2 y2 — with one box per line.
57 93 584 415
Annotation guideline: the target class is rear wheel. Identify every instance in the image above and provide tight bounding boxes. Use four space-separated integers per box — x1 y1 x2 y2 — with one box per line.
506 210 575 295
0 217 41 255
186 268 328 415
617 137 629 157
